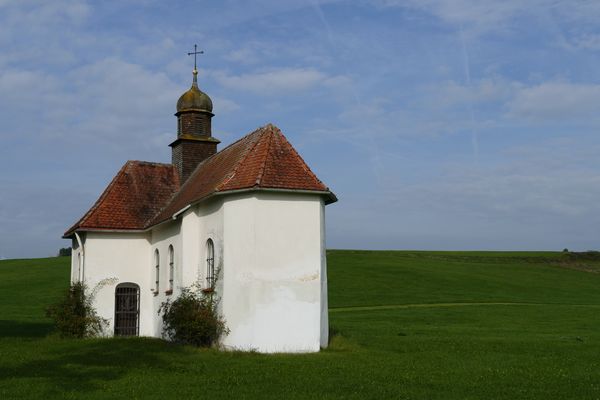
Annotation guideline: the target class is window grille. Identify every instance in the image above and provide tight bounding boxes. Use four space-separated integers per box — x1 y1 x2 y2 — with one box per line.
114 283 140 336
168 245 174 292
206 239 215 288
154 249 160 292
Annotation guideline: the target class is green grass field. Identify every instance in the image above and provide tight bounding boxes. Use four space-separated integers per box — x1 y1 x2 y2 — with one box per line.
1 251 600 399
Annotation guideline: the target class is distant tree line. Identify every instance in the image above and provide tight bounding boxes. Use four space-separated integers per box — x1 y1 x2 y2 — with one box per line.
58 247 72 257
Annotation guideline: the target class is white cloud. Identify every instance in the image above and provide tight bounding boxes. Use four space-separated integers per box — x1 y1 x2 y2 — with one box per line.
0 0 92 69
0 0 91 35
131 38 177 64
212 96 240 114
560 33 600 51
508 82 600 121
557 1 600 24
211 68 329 94
223 44 274 65
225 47 261 64
428 79 518 109
0 68 72 140
0 179 93 258
377 0 542 33
329 136 600 251
377 0 600 37
411 78 600 128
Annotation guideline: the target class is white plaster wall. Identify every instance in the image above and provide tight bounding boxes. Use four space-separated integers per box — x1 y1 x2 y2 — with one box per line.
81 232 152 336
72 190 329 351
180 208 200 289
74 199 223 340
145 200 224 338
196 198 225 290
319 201 329 348
178 198 224 290
70 237 81 283
221 192 326 353
149 221 182 337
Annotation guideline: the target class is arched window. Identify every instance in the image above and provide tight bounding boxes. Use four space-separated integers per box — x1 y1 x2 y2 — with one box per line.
168 245 174 293
154 249 160 293
206 239 215 288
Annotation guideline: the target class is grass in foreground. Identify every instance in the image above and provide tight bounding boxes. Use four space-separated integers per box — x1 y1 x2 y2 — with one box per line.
1 251 600 399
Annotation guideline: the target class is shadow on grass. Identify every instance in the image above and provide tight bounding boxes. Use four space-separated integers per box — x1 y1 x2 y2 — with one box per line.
0 337 188 396
0 320 53 338
327 326 361 352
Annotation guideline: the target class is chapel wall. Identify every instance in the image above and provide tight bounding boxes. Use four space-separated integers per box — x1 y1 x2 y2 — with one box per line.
81 232 152 336
178 197 225 291
221 192 326 353
318 200 329 348
149 221 182 337
195 197 225 291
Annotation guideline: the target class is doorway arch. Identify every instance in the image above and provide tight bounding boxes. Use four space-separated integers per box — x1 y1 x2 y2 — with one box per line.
114 282 140 336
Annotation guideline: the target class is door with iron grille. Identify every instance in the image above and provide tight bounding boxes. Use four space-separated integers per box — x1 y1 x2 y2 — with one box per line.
114 283 140 336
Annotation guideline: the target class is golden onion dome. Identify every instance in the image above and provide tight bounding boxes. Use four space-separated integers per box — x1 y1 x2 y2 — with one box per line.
176 69 213 113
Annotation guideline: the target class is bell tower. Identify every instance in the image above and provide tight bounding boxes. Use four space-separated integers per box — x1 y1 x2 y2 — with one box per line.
170 46 220 183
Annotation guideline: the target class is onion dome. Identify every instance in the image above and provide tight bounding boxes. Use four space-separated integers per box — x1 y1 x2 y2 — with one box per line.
176 69 213 113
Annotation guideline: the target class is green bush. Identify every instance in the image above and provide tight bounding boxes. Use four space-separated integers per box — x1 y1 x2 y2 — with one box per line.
45 281 106 338
159 287 229 347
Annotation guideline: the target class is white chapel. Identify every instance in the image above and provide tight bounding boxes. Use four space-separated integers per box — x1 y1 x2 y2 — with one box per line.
63 63 337 353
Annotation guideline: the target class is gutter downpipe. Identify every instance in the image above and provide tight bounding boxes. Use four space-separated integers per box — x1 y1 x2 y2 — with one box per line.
172 204 191 220
74 231 84 283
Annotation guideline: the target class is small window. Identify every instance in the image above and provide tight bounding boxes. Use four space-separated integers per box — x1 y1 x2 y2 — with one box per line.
206 239 215 288
154 249 160 293
77 253 81 282
168 245 174 293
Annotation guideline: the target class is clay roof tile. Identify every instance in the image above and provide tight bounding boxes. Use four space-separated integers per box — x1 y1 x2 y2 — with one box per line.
63 161 180 237
65 124 336 236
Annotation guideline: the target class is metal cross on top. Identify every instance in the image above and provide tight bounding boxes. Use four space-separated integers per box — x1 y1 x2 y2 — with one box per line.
187 44 204 71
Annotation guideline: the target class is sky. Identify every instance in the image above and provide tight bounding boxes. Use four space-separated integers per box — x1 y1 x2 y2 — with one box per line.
1 0 600 258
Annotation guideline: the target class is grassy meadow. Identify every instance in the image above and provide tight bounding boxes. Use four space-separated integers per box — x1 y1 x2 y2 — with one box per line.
1 251 600 399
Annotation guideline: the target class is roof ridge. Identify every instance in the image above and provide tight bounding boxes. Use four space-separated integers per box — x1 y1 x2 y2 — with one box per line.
211 124 267 154
216 126 269 191
128 160 173 167
64 161 132 235
255 126 275 186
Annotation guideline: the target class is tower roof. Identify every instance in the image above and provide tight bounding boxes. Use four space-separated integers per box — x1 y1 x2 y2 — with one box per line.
176 69 213 114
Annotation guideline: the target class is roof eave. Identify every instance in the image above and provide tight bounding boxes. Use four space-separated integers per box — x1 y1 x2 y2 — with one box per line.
62 227 148 239
150 186 337 228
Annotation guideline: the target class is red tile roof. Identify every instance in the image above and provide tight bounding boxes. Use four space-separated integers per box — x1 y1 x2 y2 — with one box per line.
64 161 180 237
64 124 336 236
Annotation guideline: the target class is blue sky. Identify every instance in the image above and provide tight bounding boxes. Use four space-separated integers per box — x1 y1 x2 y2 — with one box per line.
1 0 600 258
